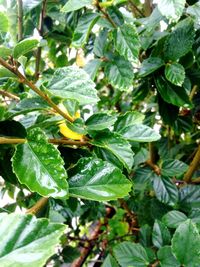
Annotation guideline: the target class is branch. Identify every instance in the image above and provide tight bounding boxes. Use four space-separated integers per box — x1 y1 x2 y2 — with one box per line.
0 137 90 146
0 57 74 122
146 159 161 175
190 85 198 101
0 89 20 101
17 0 23 41
35 0 47 81
184 145 200 183
129 0 145 17
26 197 48 215
144 0 152 17
95 0 117 28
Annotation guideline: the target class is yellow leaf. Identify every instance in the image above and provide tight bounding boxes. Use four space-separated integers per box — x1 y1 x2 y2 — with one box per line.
58 122 83 140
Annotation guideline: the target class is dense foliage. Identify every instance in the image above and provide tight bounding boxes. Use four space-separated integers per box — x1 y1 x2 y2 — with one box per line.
0 0 200 266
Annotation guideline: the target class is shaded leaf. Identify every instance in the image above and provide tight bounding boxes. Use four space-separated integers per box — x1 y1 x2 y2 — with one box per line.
0 46 12 59
102 254 119 267
84 59 102 80
13 38 39 59
165 63 185 86
161 159 188 177
48 66 99 105
68 157 132 201
152 220 171 248
113 241 149 267
158 246 180 267
139 57 164 77
162 210 188 228
0 213 65 267
12 128 69 199
179 185 200 211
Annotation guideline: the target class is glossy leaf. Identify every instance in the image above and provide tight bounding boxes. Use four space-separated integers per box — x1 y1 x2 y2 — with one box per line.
113 23 140 62
152 220 171 249
162 210 188 228
179 185 200 211
114 111 145 132
155 76 192 107
119 124 161 142
105 56 133 91
86 113 117 131
13 38 39 59
158 246 180 267
113 241 149 267
12 128 69 199
68 157 132 201
62 0 91 12
157 0 186 21
161 159 188 177
48 66 99 105
165 63 185 86
0 213 65 267
72 13 100 48
139 57 164 77
0 12 8 33
102 254 119 267
91 131 134 171
172 220 200 266
164 18 195 61
84 59 102 80
152 175 178 206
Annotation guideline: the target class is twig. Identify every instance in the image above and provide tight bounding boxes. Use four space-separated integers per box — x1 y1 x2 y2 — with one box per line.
129 0 145 17
149 143 156 164
17 0 23 41
146 159 161 175
144 0 152 17
0 57 74 122
0 89 20 101
184 145 200 183
191 177 200 184
0 137 90 146
35 0 47 81
150 260 160 267
118 199 137 228
190 85 198 101
26 197 48 215
95 0 117 28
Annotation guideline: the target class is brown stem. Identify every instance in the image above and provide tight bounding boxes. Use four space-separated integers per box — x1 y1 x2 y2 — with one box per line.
184 145 200 183
190 85 198 101
129 0 145 17
35 0 47 81
0 89 20 101
144 0 152 17
0 57 74 122
17 0 23 41
146 159 161 175
150 260 160 267
118 199 137 228
149 142 156 164
26 197 48 215
0 137 90 146
95 0 117 28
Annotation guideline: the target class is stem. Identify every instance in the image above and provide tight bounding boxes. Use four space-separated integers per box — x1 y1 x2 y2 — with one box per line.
95 0 117 28
192 177 200 184
0 57 74 122
35 0 47 81
129 0 145 17
149 142 156 164
0 89 20 101
184 145 200 183
146 159 161 175
144 0 152 17
190 85 198 101
0 137 89 146
26 197 48 215
17 0 23 41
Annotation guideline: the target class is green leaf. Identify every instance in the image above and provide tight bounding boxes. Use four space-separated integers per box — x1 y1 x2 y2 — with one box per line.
62 0 91 12
162 210 188 228
0 213 65 267
0 12 8 33
172 219 200 266
62 99 79 118
84 59 102 80
72 13 100 48
23 0 42 13
114 111 145 132
158 246 180 267
12 128 69 199
113 23 140 62
157 0 186 21
0 67 16 78
113 241 149 267
102 254 119 267
91 131 134 171
161 159 188 177
93 29 108 57
165 63 185 86
48 66 99 105
139 57 164 77
86 113 117 131
155 76 192 108
187 2 200 24
152 175 178 206
179 185 200 211
164 18 195 61
152 220 171 249
13 38 39 59
105 55 133 91
68 157 132 201
0 46 12 59
119 124 161 142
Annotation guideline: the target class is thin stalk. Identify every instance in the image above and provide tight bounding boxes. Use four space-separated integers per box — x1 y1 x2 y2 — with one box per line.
0 89 20 101
95 0 117 28
129 0 145 17
144 0 152 17
26 197 48 215
0 57 74 122
184 145 200 183
17 0 23 41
